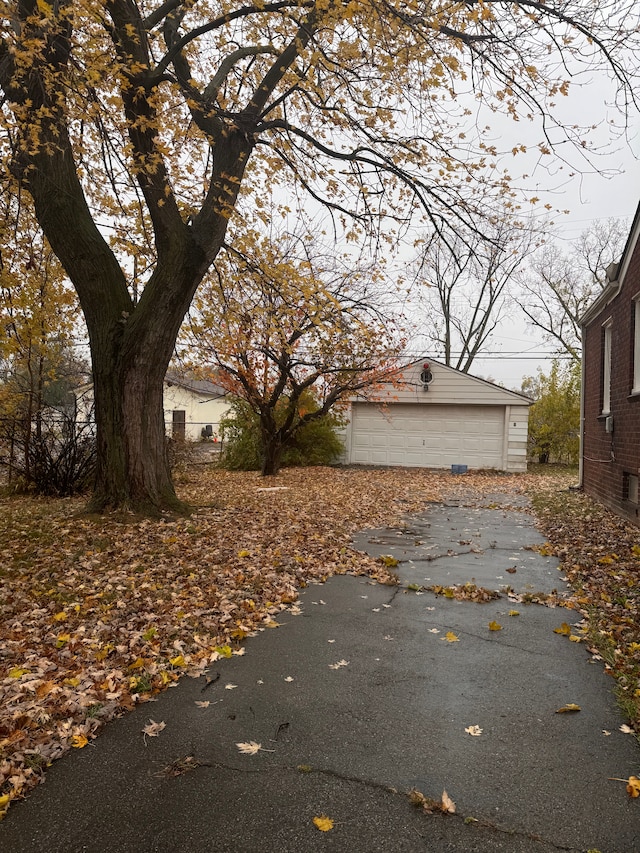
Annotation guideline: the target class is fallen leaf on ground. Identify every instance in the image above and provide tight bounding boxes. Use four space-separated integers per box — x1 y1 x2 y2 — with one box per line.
465 725 482 736
313 815 334 831
441 791 456 813
609 776 640 798
508 610 520 616
142 719 166 738
70 734 88 748
236 741 273 755
555 704 581 713
443 632 459 643
409 788 456 815
195 701 210 708
553 623 571 636
225 683 238 690
620 724 634 734
488 621 502 631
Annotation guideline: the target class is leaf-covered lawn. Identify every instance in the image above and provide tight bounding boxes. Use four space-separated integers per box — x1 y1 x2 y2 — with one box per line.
528 478 640 734
1 464 638 817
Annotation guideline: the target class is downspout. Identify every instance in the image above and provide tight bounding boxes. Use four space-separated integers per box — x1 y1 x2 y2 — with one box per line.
577 335 585 490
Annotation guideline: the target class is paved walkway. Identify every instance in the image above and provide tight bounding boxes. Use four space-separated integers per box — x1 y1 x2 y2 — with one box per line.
1 495 639 852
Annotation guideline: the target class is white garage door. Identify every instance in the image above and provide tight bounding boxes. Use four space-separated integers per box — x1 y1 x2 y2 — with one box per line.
350 403 505 469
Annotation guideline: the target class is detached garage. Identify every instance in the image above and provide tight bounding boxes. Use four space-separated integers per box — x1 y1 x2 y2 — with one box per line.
341 360 530 472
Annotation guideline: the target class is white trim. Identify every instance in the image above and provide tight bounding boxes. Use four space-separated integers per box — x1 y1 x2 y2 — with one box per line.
633 295 640 394
602 319 612 415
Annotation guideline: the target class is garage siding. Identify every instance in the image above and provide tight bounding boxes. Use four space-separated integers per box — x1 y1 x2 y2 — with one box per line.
350 403 505 469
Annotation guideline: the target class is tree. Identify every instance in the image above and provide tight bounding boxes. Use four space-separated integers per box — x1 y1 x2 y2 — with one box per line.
219 393 344 472
522 360 580 464
0 2 637 511
182 227 404 475
413 215 540 372
514 218 629 362
0 187 83 485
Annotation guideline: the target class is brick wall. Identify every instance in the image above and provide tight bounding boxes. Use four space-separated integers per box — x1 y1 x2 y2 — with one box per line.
582 238 640 526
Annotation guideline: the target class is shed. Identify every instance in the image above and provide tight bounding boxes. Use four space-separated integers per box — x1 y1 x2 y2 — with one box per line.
340 360 530 472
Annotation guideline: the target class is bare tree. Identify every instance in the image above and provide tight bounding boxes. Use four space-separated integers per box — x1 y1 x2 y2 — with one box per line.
514 218 629 362
414 217 540 372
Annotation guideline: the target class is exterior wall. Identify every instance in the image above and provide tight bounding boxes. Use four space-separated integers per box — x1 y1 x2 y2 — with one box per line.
582 239 640 525
505 405 530 473
75 383 231 443
367 360 529 406
162 384 230 441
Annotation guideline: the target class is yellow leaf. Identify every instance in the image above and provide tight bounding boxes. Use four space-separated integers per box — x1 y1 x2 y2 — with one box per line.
170 655 185 667
214 645 233 658
508 610 520 616
237 550 251 558
488 621 502 631
609 775 640 797
8 667 29 679
313 815 334 832
64 676 80 687
556 703 581 713
53 611 67 622
264 620 281 628
70 734 88 748
128 656 146 670
553 623 571 636
0 792 10 820
444 631 459 643
569 635 582 643
56 633 70 648
626 776 640 798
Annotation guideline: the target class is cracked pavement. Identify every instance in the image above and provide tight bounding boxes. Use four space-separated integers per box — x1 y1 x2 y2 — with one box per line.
1 494 639 852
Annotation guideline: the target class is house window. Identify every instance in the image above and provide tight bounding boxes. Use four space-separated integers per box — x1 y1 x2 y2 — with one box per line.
602 320 612 414
633 296 640 394
625 473 639 505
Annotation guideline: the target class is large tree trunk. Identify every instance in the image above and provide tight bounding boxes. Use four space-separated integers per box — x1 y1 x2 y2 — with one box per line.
260 414 283 477
89 345 178 514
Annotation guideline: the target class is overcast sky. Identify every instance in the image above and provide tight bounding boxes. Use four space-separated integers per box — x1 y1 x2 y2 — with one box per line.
450 72 640 391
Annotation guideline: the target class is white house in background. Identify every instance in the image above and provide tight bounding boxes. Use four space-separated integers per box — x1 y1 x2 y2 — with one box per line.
75 372 231 442
340 359 531 472
163 371 230 441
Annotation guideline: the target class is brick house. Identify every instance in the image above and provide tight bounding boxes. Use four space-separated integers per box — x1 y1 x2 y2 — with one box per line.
580 207 640 525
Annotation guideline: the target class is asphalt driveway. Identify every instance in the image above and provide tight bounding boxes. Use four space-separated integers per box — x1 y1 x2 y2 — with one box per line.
1 493 638 852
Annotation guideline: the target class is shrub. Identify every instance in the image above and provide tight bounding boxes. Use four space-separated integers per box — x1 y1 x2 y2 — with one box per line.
219 397 343 471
